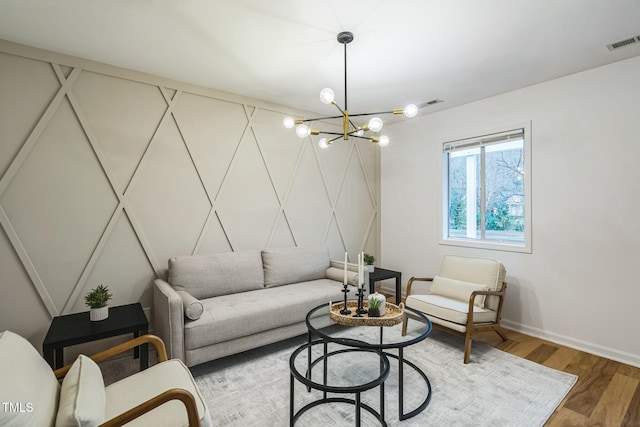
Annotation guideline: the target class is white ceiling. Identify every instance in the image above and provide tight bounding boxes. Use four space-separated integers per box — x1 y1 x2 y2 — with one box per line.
1 0 640 116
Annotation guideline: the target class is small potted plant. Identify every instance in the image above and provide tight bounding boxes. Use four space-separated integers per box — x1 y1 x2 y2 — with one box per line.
363 253 375 273
85 285 112 321
367 297 382 317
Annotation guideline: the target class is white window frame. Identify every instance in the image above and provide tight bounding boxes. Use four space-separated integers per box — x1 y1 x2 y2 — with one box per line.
440 121 532 253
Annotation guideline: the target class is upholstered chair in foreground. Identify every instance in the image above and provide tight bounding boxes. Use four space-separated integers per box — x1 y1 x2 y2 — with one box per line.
402 255 508 363
0 330 211 426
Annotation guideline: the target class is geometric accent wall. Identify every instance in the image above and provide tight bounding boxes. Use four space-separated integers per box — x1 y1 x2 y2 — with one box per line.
0 40 379 342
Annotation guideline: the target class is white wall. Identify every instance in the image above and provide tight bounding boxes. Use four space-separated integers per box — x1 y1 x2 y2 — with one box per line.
0 40 380 349
381 56 640 366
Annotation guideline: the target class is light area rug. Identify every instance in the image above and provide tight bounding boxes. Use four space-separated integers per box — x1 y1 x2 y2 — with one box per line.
189 322 577 427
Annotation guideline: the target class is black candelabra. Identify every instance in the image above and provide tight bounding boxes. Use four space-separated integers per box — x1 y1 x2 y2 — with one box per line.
340 283 351 315
353 286 368 317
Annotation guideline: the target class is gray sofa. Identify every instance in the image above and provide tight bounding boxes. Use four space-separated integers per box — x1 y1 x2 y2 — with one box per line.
153 246 366 367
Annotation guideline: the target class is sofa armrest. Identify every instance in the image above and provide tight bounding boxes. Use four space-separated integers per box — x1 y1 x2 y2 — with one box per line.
153 279 185 362
329 260 360 273
329 260 370 295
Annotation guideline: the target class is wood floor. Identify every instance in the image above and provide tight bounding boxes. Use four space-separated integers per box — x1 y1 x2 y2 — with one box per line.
473 329 640 426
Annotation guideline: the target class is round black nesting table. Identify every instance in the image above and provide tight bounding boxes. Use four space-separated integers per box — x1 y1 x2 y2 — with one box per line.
290 342 390 426
290 302 432 425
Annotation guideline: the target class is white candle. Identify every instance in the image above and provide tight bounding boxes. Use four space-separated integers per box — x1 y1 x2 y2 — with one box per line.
358 252 364 288
357 253 361 287
343 251 348 285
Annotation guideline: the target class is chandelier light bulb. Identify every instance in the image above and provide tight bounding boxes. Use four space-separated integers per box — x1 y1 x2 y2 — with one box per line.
378 135 390 147
354 129 364 137
403 104 418 118
296 124 310 138
283 117 295 129
368 117 383 132
318 138 330 149
320 88 335 105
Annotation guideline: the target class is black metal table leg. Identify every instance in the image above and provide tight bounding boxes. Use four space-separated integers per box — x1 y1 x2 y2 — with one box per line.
399 347 404 419
290 373 295 426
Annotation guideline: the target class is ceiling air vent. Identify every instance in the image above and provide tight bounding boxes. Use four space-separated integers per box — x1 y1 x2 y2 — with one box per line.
419 99 444 108
606 36 640 51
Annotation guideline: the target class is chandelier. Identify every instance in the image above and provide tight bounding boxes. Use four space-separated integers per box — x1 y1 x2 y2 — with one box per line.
282 31 418 149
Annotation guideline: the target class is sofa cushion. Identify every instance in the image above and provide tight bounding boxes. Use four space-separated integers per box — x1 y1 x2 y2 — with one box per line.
56 355 106 427
168 251 264 299
262 247 330 288
176 291 204 320
0 330 60 427
429 275 490 308
406 294 497 330
183 279 345 349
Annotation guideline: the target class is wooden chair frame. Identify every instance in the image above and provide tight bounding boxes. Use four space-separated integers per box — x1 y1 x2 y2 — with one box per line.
402 277 508 364
53 334 202 427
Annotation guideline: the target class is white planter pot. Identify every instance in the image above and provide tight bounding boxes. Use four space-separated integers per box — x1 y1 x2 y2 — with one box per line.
90 306 109 321
366 265 375 273
368 293 386 316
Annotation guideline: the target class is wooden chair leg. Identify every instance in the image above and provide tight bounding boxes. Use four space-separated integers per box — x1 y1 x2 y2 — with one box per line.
495 326 508 341
401 315 408 336
463 331 472 364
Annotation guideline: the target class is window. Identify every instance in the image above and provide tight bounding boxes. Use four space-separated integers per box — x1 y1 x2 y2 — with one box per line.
442 124 531 252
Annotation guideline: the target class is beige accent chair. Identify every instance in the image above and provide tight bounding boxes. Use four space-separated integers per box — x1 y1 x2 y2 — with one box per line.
402 255 508 364
0 331 211 427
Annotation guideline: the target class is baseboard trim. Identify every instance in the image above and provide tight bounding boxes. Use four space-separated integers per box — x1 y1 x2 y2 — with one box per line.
501 319 640 368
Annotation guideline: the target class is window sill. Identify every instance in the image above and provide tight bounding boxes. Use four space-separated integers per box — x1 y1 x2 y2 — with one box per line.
439 238 531 254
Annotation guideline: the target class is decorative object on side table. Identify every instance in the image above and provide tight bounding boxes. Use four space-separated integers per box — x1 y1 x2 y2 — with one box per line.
367 292 386 316
85 284 112 321
363 253 375 272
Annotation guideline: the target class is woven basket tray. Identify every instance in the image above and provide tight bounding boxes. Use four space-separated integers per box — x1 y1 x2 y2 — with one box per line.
329 301 405 327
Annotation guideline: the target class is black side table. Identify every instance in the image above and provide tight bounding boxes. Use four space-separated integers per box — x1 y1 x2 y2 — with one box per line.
368 268 402 304
42 303 149 370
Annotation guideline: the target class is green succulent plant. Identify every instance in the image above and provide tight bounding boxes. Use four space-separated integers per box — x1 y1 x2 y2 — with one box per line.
363 253 375 265
368 298 381 310
84 285 112 309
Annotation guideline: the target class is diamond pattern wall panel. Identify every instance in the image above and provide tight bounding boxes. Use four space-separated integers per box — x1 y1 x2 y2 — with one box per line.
269 214 297 248
174 93 247 199
251 109 303 200
73 71 168 195
284 143 332 247
127 118 212 266
315 123 352 203
70 214 156 313
335 150 377 258
194 212 233 255
1 99 118 313
0 41 380 344
0 225 52 338
0 53 60 178
216 131 281 250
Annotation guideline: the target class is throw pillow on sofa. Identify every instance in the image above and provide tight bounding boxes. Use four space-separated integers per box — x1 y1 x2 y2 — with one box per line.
262 246 331 287
169 250 264 299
